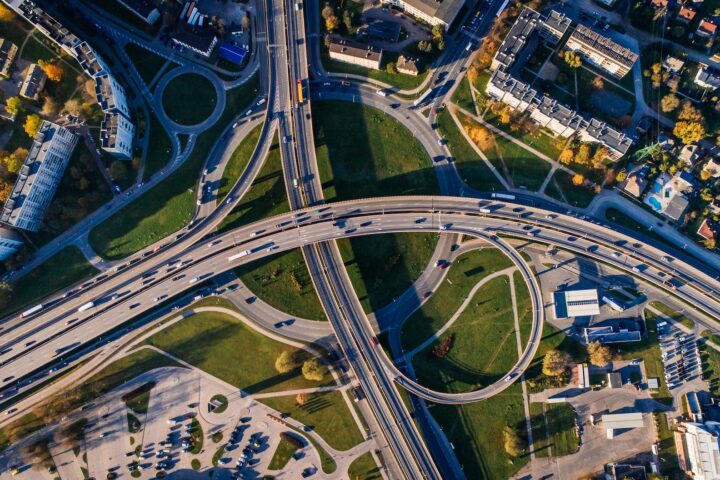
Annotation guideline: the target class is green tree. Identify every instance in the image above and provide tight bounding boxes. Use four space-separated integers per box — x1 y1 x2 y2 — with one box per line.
0 281 13 310
386 62 397 74
342 10 352 31
301 358 327 381
5 96 22 116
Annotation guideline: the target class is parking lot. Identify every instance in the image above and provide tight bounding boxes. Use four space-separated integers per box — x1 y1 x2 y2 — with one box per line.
659 322 702 390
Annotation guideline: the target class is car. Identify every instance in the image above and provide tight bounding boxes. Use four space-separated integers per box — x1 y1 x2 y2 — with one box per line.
437 138 446 146
5 407 17 415
422 291 432 299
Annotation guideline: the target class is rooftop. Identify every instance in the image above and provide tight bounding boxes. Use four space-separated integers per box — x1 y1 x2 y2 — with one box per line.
329 37 382 62
117 0 159 18
400 0 465 25
19 1 80 51
172 24 218 54
19 63 46 100
569 24 638 69
493 8 540 70
73 42 105 77
602 412 644 429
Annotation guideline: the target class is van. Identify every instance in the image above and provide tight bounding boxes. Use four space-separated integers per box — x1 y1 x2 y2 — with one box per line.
257 98 266 106
293 178 298 188
465 42 472 51
376 89 387 97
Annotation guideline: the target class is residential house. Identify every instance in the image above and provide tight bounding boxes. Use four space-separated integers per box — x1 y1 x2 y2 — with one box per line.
644 171 695 223
677 5 697 24
396 55 420 76
695 65 720 90
565 24 638 78
697 218 718 241
329 37 383 70
0 39 18 78
19 63 47 101
651 0 669 8
623 163 650 198
696 18 718 39
678 144 702 166
703 157 720 178
380 0 465 27
663 55 685 74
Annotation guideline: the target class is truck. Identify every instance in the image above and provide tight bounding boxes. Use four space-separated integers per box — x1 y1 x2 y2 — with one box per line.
479 208 491 214
228 250 251 261
20 304 44 318
297 80 304 104
491 192 516 200
77 301 95 313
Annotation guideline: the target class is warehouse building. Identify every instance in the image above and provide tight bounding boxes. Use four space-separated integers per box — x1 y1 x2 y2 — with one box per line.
553 289 600 319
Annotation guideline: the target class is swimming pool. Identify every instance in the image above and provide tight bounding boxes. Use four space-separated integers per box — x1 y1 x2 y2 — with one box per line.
648 196 662 211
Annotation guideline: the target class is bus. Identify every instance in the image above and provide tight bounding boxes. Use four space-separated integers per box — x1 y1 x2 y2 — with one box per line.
491 192 516 200
297 80 304 104
20 304 43 318
77 301 95 313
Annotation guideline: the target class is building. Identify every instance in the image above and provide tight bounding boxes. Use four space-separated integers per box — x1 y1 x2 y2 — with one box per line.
73 41 108 78
0 39 18 78
329 37 383 70
605 464 647 480
647 377 659 390
19 63 47 101
359 20 401 43
695 65 720 90
218 42 248 65
381 0 465 27
0 227 24 261
553 289 600 319
663 55 685 74
678 421 720 479
607 372 622 389
651 0 668 8
397 55 420 76
584 326 641 344
540 9 572 44
602 412 645 439
116 0 160 25
565 24 638 78
172 23 218 58
678 144 702 166
687 392 706 423
100 112 135 160
704 157 720 178
644 171 694 222
19 1 81 55
0 122 78 232
490 8 541 71
697 218 718 241
623 163 650 198
678 5 698 24
577 363 590 389
697 18 718 38
95 73 131 119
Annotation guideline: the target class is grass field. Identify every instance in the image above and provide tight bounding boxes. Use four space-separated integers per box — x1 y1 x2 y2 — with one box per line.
162 74 217 125
650 301 695 330
267 437 299 470
142 113 174 181
217 123 263 202
655 412 684 479
451 77 475 113
337 233 439 314
321 51 428 91
529 403 579 457
124 43 167 85
435 110 502 192
260 391 364 451
480 112 563 162
235 248 326 320
89 76 259 259
401 249 514 352
143 311 331 394
545 170 596 208
412 276 518 393
348 452 381 480
1 247 98 318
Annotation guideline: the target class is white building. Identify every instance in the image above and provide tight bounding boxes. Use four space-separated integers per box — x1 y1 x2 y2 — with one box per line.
95 73 131 120
602 412 645 439
554 289 600 318
381 0 465 27
565 24 638 78
329 37 383 70
0 122 78 232
680 422 720 480
100 112 135 160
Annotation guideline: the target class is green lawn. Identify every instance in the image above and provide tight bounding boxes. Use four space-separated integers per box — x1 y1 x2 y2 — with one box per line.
451 77 475 113
435 110 502 192
0 246 98 318
209 394 228 414
314 101 438 201
217 123 262 202
529 403 579 457
235 248 326 320
89 75 259 259
162 74 217 125
348 452 381 480
621 311 672 404
480 112 563 162
649 301 695 330
0 8 31 46
88 0 159 31
412 276 518 393
142 113 173 181
124 388 151 415
124 43 167 85
700 332 720 395
321 51 428 91
545 170 596 208
401 249 514 352
260 391 364 451
143 311 331 394
655 412 684 479
268 437 299 470
337 233 438 314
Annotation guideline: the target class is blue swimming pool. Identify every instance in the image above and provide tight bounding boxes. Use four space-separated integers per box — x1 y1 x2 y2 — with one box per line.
648 196 662 211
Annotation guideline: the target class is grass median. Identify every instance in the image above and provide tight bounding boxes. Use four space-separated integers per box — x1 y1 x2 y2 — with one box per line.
124 43 169 85
217 123 263 202
89 75 259 260
162 74 218 126
348 452 381 480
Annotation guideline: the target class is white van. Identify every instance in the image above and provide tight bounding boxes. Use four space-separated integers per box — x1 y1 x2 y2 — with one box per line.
376 89 387 97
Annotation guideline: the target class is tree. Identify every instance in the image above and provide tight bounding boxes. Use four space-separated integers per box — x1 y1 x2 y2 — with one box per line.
431 24 444 40
295 393 309 405
24 114 42 138
301 358 327 381
677 100 703 123
3 148 27 174
5 96 23 116
563 50 582 68
437 37 446 51
275 351 297 374
660 93 680 113
571 173 585 186
417 40 433 53
575 144 591 165
701 188 714 203
701 169 713 181
591 76 604 89
591 146 609 169
38 60 63 82
0 4 13 22
64 98 83 117
25 437 53 470
674 121 706 144
343 10 353 31
559 148 574 165
466 124 493 150
704 237 717 250
0 281 13 310
325 15 340 32
41 96 59 116
503 426 525 456
542 349 570 377
587 341 612 366
615 171 627 182
321 5 335 20
386 62 397 75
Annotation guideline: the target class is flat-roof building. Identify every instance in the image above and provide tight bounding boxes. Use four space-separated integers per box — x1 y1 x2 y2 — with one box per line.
491 8 541 71
0 226 24 261
73 41 108 78
172 24 218 58
19 63 47 101
0 121 78 232
585 326 641 344
602 412 645 439
95 73 131 120
19 1 80 55
100 112 135 160
116 0 160 25
566 24 638 78
554 289 600 319
381 0 466 27
218 42 248 65
679 421 720 480
329 37 383 70
607 372 622 389
0 39 18 78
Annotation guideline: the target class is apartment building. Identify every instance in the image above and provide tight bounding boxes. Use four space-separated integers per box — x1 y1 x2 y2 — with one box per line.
19 63 47 101
0 122 78 232
329 37 383 70
100 112 135 160
95 73 131 120
0 39 18 78
381 0 465 27
565 24 638 78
